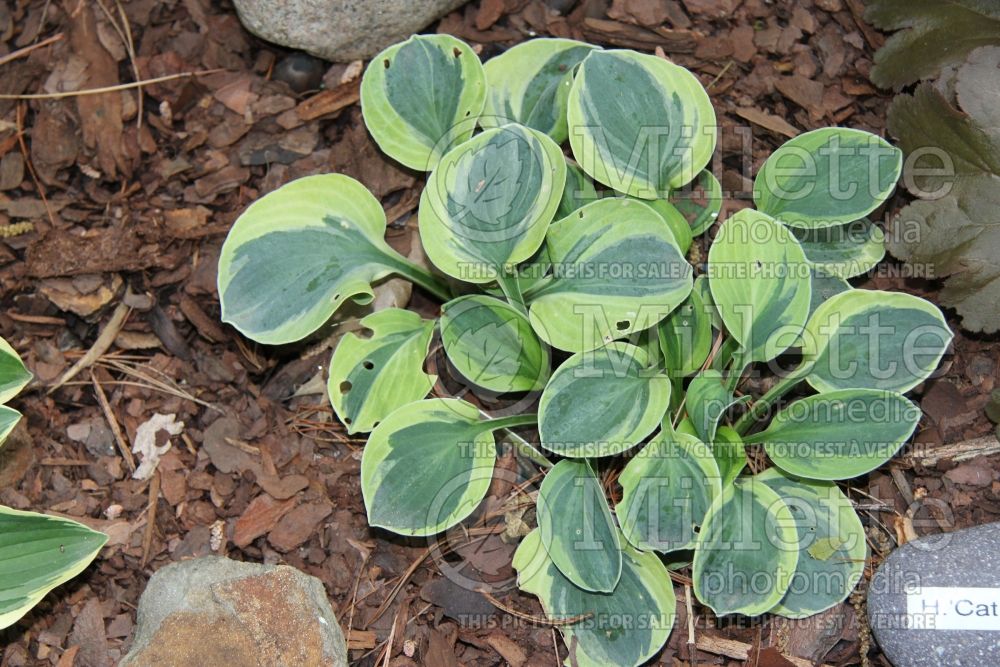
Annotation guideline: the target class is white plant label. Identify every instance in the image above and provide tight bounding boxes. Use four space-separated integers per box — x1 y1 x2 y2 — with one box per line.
905 586 1000 631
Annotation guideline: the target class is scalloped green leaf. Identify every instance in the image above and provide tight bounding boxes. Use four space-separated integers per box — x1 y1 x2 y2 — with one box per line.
801 289 953 393
419 124 566 283
218 175 444 345
0 338 31 405
361 34 486 171
328 308 435 434
537 460 621 592
758 469 867 619
539 343 670 458
526 198 693 352
657 285 713 379
568 49 717 199
482 38 598 142
745 389 921 480
0 507 108 629
670 169 722 236
440 295 549 393
754 128 903 229
514 528 676 667
791 218 885 278
693 478 799 617
707 209 812 364
617 432 721 553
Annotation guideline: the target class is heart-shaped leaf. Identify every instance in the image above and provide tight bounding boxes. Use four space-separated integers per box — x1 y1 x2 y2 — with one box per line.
538 343 670 458
568 49 717 198
617 432 721 553
482 38 598 142
758 468 867 619
537 460 621 592
0 507 107 629
745 389 920 480
670 169 722 236
361 34 486 171
328 309 436 434
514 528 676 667
801 289 953 393
708 209 812 364
419 124 566 283
754 128 903 229
526 198 693 352
218 175 446 344
693 478 799 616
440 295 549 392
791 218 885 278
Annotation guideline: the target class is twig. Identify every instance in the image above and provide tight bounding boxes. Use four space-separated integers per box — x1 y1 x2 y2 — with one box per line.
15 103 55 227
0 70 223 99
90 370 136 473
0 33 63 67
694 635 831 667
685 583 696 663
49 302 130 393
95 0 143 129
140 471 160 568
476 589 592 626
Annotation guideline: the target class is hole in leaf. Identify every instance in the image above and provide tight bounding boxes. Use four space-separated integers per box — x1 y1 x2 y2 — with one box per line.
692 524 701 534
358 327 374 339
452 47 461 57
339 381 352 394
372 421 380 428
362 360 374 370
616 320 630 331
344 417 352 424
383 58 390 69
755 260 762 269
333 293 341 301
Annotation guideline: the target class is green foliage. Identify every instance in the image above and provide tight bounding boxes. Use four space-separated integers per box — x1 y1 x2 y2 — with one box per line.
217 35 949 666
0 340 107 629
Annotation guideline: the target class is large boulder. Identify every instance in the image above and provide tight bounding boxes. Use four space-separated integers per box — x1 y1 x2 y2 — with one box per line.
120 556 347 666
232 0 469 62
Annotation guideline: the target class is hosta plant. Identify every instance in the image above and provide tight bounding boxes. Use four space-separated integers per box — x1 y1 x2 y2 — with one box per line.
218 35 953 666
0 338 107 628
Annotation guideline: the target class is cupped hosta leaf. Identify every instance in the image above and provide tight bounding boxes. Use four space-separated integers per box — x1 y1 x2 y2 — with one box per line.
643 198 693 254
707 209 811 364
617 432 721 553
807 269 852 317
526 198 693 352
745 389 921 480
328 308 435 434
670 169 722 236
657 286 713 378
538 343 670 458
361 34 486 171
514 528 676 667
440 294 549 392
557 160 602 218
567 49 716 199
218 175 440 345
754 128 903 229
693 478 798 617
0 338 31 404
482 38 598 142
537 460 621 592
361 399 518 536
792 218 885 278
801 289 953 393
686 370 747 443
419 124 566 283
758 469 867 618
0 507 107 629
713 426 747 487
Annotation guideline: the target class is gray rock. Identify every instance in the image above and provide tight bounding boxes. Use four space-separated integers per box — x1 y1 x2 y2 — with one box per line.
232 0 469 62
868 522 1000 666
120 556 346 667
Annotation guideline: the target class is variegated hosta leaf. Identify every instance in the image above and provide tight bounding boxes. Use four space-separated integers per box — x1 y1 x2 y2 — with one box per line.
556 160 602 218
758 469 867 619
481 38 598 142
218 175 443 345
526 198 693 352
419 124 566 283
808 269 852 317
328 309 435 434
670 169 722 236
685 370 748 443
537 460 621 592
617 432 721 553
657 285 712 378
754 128 903 229
0 338 31 405
568 49 717 199
745 389 920 480
439 295 550 393
713 426 747 487
0 407 21 448
538 343 670 458
693 478 799 616
514 528 676 667
0 507 107 629
361 399 530 536
361 34 486 171
643 198 693 254
707 209 811 364
791 218 885 278
801 289 953 393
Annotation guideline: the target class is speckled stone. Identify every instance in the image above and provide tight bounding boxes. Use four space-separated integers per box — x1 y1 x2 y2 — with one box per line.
868 522 1000 666
232 0 469 62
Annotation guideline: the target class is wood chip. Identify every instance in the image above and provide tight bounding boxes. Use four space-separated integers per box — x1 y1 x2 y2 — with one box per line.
295 81 360 121
735 107 800 138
